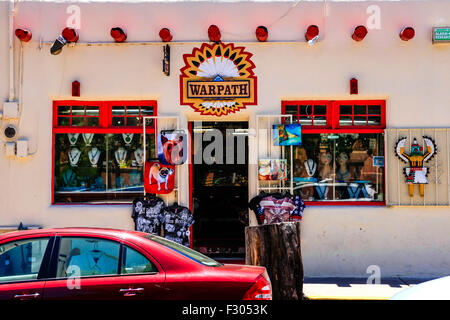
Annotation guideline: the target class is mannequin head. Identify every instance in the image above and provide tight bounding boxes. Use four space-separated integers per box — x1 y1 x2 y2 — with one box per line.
319 152 332 166
337 152 349 168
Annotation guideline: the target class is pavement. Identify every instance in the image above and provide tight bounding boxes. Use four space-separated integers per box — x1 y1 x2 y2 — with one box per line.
303 277 436 300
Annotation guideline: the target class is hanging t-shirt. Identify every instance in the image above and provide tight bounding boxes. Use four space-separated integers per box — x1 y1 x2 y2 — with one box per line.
160 206 194 247
131 196 165 235
248 194 265 225
259 196 296 224
290 195 305 221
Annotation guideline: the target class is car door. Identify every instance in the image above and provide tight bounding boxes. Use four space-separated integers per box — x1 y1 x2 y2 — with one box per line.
117 240 166 300
43 235 166 300
0 235 54 300
43 235 127 300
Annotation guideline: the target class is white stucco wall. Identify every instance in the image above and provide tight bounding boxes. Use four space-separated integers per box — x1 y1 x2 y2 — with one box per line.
0 0 449 277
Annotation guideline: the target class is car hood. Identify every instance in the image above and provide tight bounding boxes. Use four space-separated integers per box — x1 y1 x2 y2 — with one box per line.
390 276 450 300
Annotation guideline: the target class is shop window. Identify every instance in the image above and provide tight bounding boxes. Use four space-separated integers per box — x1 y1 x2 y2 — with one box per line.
282 100 386 204
53 100 157 204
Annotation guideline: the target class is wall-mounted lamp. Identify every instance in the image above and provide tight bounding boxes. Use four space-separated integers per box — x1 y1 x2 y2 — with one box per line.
72 81 80 97
208 25 221 42
352 26 368 41
255 26 268 42
110 27 127 43
399 27 415 41
159 28 173 42
51 28 79 55
305 25 320 42
15 28 32 42
350 78 358 95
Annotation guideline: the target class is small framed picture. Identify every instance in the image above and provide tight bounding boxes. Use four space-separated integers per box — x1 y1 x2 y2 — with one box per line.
258 159 288 181
373 156 385 167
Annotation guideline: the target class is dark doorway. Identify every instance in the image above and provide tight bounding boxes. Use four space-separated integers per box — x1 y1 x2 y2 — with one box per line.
191 121 248 261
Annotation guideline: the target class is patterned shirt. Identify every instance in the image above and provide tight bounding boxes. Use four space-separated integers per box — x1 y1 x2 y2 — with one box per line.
259 196 296 224
132 197 165 235
161 206 194 247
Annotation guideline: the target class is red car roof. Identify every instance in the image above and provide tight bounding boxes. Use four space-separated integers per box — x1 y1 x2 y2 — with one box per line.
0 227 145 240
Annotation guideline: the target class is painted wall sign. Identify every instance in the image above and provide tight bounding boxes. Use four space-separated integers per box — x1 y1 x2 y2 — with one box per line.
180 42 257 116
432 27 450 43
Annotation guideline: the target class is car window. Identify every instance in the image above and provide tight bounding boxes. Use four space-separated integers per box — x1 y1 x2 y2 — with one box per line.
0 238 50 283
56 237 120 278
143 234 222 267
121 245 158 274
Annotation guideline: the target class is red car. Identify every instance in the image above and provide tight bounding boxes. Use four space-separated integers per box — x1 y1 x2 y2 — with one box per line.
0 228 271 300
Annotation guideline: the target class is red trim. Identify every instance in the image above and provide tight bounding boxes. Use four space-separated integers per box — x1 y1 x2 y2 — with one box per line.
282 100 386 130
188 122 194 249
305 201 385 206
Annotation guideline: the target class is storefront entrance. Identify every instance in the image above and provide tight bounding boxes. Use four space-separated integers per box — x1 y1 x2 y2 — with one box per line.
190 121 248 261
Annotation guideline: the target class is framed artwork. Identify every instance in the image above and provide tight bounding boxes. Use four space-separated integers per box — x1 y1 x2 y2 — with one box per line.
273 124 302 146
258 159 287 181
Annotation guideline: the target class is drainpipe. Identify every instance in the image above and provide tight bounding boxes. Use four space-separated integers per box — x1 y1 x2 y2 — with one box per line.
9 0 16 102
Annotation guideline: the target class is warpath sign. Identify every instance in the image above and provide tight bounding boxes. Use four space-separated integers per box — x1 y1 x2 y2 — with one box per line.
180 42 257 116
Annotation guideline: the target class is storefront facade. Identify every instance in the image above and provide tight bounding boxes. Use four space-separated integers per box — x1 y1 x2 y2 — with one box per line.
0 0 450 277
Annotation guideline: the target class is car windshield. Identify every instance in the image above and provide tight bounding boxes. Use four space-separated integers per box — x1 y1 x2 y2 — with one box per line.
143 234 222 267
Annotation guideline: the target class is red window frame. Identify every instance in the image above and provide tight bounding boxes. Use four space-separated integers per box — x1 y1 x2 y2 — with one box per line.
282 100 332 129
282 100 386 133
52 100 157 205
282 99 386 206
53 100 157 134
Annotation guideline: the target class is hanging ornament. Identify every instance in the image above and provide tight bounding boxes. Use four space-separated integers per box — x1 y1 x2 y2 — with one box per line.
395 136 437 197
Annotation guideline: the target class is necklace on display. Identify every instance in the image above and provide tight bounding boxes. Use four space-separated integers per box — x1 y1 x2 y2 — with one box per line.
68 148 82 167
134 148 144 166
63 169 76 186
88 147 101 167
115 147 127 167
304 159 317 177
122 133 134 146
82 133 94 146
67 133 80 146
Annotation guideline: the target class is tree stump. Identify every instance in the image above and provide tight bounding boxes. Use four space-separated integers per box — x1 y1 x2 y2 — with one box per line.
245 221 303 300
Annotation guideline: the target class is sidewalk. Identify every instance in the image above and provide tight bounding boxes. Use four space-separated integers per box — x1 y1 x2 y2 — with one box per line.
303 277 435 300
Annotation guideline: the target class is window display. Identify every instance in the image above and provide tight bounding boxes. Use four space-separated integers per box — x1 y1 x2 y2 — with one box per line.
283 100 386 204
290 133 385 202
54 133 155 203
53 100 157 203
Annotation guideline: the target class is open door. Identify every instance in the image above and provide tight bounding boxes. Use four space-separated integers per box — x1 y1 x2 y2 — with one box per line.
190 121 248 262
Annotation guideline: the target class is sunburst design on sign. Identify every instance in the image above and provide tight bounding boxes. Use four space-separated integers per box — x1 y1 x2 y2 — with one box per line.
180 42 257 116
